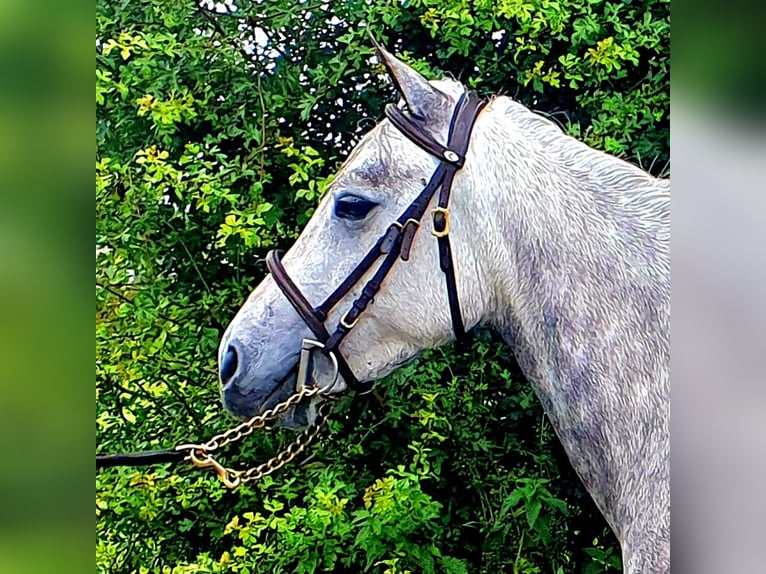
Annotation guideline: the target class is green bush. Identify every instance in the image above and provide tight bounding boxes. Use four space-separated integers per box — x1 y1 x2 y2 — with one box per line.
96 0 668 572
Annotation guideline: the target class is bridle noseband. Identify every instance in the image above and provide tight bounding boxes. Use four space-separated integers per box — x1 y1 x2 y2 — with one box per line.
266 92 486 394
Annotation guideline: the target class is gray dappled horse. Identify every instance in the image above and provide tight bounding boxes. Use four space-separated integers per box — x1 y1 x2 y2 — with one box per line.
218 47 670 573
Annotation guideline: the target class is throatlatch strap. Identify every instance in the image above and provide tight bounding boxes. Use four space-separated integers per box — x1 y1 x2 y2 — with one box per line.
437 235 466 340
437 94 486 345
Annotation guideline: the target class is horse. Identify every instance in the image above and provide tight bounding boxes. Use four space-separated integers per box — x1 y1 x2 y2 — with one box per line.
217 45 670 573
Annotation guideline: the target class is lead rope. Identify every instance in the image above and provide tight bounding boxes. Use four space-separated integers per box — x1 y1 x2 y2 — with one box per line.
97 341 341 489
97 384 335 489
173 386 335 488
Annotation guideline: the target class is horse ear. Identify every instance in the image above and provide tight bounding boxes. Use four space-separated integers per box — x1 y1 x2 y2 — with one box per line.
370 36 450 121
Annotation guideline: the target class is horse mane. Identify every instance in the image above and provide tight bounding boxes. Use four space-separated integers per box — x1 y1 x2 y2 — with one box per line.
482 94 670 272
494 94 668 184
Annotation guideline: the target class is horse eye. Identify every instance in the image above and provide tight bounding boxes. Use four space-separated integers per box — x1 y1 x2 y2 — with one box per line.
334 194 378 221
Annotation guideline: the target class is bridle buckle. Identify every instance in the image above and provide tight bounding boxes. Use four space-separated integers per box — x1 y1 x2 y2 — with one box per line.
340 310 360 330
431 207 451 238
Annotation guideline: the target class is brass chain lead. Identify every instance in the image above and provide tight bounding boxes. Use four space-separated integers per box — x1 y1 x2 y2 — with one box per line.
175 385 333 489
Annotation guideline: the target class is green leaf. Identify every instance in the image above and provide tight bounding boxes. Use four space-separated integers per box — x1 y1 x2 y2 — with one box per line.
121 407 136 424
526 498 542 529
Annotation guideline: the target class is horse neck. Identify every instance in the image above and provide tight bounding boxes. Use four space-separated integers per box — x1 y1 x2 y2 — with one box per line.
464 98 670 539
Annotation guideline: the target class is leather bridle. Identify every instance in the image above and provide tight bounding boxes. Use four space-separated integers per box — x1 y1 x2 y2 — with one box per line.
266 92 486 394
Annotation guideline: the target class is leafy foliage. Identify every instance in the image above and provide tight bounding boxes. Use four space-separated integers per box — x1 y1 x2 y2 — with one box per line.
96 0 668 572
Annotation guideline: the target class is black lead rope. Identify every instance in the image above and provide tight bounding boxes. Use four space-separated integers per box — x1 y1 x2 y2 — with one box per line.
97 449 185 469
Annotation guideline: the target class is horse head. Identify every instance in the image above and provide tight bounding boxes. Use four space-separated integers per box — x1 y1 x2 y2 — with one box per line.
218 46 497 428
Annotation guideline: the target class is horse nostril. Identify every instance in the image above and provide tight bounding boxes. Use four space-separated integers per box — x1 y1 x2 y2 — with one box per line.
220 343 239 387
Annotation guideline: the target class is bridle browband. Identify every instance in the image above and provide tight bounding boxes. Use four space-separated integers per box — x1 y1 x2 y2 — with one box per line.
266 92 486 394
